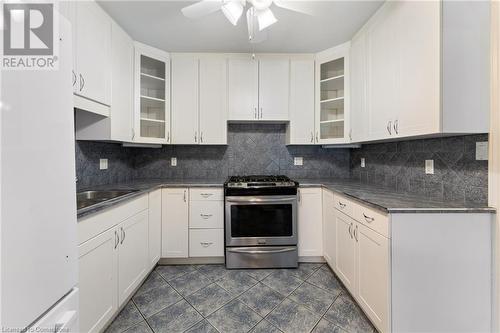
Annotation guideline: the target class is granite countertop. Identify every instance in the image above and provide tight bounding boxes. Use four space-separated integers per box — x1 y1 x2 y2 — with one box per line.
77 178 495 219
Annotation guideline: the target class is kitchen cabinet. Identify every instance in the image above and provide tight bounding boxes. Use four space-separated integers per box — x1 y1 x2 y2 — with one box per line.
297 187 323 257
78 228 118 333
322 189 336 267
73 0 112 116
228 56 259 121
148 189 162 268
161 188 189 258
134 43 170 144
334 210 356 291
75 20 134 142
349 30 367 143
189 229 224 257
228 56 290 121
171 55 228 144
315 43 350 144
287 58 316 144
118 210 149 305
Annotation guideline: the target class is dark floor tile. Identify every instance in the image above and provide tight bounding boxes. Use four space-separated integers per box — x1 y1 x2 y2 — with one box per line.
288 263 324 280
169 270 212 297
135 271 167 297
132 283 182 318
146 300 203 333
288 281 339 314
312 319 346 333
155 265 196 281
307 266 343 295
215 271 258 296
266 299 321 333
237 282 285 317
196 264 229 282
105 301 144 333
250 319 282 333
323 293 375 333
207 299 262 333
185 283 233 317
243 269 275 281
123 321 153 333
184 319 219 333
261 270 303 296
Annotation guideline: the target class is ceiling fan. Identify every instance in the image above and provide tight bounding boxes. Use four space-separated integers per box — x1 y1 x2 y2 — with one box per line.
181 0 314 43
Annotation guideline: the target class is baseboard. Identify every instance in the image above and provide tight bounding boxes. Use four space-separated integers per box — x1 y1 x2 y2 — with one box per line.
157 256 325 265
299 256 326 263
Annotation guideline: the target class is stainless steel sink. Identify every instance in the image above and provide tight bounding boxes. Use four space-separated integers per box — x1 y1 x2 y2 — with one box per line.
77 190 139 210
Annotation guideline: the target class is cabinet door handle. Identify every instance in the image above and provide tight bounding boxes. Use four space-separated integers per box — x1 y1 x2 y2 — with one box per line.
79 74 84 91
200 132 203 143
316 132 319 143
120 227 125 244
310 132 314 143
354 225 358 242
387 121 392 135
254 108 257 119
260 107 263 119
200 242 213 247
194 131 197 143
183 190 187 202
297 189 301 202
394 119 399 134
338 201 346 209
167 131 170 143
200 213 213 219
72 70 77 87
363 213 375 223
348 223 353 239
132 128 135 141
114 230 119 249
349 129 352 141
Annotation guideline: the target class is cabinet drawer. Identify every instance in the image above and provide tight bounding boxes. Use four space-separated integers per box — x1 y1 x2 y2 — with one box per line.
333 194 355 216
353 205 389 238
189 201 224 229
189 229 224 257
190 188 223 201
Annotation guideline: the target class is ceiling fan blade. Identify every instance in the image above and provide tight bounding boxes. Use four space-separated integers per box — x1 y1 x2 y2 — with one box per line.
273 0 315 15
247 8 268 43
181 0 223 19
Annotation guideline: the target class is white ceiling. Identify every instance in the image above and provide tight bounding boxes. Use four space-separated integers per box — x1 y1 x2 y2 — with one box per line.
98 1 383 53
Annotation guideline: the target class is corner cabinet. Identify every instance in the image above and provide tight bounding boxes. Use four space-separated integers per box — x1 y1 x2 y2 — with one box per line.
315 43 351 144
134 43 171 144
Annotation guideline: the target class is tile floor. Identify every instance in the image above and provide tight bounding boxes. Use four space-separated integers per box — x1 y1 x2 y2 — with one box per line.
104 263 376 333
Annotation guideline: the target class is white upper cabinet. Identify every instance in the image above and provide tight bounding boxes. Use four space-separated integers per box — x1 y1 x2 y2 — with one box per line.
134 43 170 144
228 56 259 121
199 57 228 144
74 1 111 110
315 43 350 144
258 57 290 121
349 31 367 143
171 54 228 145
287 58 315 145
171 56 199 144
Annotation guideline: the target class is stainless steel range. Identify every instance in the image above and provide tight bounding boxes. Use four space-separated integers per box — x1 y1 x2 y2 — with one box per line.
224 175 299 269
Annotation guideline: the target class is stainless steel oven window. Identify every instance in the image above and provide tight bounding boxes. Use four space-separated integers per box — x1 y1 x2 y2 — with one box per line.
225 195 298 247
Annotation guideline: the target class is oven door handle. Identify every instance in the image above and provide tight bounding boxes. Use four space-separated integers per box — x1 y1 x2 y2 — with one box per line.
226 197 296 203
227 247 296 254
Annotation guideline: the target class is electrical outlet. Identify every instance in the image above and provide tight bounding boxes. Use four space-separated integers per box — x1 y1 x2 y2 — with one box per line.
171 157 177 167
99 158 108 170
425 160 434 174
361 158 365 168
294 157 303 166
476 142 488 160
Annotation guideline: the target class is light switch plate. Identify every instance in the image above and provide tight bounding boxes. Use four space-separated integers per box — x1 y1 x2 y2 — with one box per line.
361 158 365 168
294 157 303 166
99 158 108 170
476 142 488 160
425 160 434 174
171 157 177 166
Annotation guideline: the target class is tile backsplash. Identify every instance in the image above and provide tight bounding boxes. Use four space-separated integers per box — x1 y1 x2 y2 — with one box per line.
76 128 488 205
350 134 488 205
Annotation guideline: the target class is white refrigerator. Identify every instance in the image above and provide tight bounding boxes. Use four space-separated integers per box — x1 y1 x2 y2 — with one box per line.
0 14 79 332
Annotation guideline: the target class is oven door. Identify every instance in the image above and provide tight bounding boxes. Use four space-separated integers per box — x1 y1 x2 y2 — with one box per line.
225 195 297 247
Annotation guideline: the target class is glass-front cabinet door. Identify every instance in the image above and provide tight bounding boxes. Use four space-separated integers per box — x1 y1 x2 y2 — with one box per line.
134 42 170 144
315 43 350 144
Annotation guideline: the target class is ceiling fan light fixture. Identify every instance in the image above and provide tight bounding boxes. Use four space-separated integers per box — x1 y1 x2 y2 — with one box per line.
256 8 277 31
222 0 244 25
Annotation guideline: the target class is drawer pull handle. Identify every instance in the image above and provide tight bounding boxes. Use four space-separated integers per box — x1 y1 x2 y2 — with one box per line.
338 201 346 209
200 193 213 198
200 242 213 247
354 225 359 242
363 213 375 223
348 223 353 239
200 214 213 219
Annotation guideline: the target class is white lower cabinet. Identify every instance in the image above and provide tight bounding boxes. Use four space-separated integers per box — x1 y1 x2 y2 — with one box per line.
78 228 118 333
161 188 189 258
334 211 357 291
148 189 162 268
297 187 323 257
117 210 149 305
189 229 224 257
